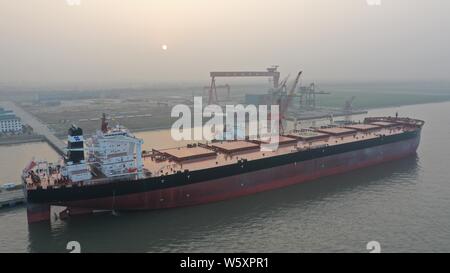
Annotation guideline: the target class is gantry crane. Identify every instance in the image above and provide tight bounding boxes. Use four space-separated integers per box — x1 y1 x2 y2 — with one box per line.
207 66 281 104
203 84 231 102
298 83 330 110
344 96 356 113
343 96 356 121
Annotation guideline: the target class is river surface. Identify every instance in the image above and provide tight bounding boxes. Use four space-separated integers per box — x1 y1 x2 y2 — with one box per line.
0 101 449 252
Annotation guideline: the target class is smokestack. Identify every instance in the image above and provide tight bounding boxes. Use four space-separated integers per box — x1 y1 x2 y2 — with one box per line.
66 125 84 164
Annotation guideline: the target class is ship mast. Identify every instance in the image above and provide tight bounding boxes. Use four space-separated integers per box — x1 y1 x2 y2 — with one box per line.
101 113 109 133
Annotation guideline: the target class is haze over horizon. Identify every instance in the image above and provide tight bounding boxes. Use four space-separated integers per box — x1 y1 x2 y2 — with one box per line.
1 0 449 87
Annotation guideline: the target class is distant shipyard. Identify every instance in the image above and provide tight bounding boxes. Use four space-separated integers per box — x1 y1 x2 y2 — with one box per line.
1 66 367 139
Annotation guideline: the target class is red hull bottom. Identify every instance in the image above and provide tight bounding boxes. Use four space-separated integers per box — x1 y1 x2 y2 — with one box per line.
28 136 420 222
27 204 51 223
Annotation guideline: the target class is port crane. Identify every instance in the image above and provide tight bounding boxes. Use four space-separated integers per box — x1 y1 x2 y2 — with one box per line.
298 83 330 110
270 74 290 95
344 96 356 113
343 96 357 121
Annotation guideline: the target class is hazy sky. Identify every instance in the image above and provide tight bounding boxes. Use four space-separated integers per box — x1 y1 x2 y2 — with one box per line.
1 0 449 86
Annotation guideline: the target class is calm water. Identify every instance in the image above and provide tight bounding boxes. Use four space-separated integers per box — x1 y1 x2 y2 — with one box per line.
1 102 450 252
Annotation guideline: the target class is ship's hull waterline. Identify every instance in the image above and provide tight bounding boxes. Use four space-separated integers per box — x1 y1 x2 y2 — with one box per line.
26 130 421 223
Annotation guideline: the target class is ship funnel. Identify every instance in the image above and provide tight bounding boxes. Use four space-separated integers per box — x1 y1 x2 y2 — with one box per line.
67 125 85 163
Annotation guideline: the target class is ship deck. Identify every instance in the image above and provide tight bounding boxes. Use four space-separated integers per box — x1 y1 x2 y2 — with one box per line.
143 126 403 177
24 117 423 190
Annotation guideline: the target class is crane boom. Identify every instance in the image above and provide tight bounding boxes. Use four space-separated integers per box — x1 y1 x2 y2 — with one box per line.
276 71 302 133
289 71 302 96
281 71 302 118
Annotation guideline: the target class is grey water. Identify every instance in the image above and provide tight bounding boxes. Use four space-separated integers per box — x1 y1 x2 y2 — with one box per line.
1 101 450 252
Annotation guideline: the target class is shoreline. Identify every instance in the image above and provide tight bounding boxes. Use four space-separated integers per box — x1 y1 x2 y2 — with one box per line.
117 99 450 132
0 135 45 146
2 99 449 146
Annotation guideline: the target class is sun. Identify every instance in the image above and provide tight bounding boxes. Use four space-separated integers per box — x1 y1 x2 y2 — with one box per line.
161 44 168 51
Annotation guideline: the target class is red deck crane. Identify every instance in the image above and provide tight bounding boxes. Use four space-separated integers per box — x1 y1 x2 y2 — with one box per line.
277 71 302 133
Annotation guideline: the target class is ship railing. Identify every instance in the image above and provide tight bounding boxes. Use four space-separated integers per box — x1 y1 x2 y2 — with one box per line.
364 117 425 127
197 142 218 152
296 143 328 152
26 172 142 190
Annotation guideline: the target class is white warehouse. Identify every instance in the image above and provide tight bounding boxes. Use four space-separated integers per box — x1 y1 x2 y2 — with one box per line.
0 108 23 133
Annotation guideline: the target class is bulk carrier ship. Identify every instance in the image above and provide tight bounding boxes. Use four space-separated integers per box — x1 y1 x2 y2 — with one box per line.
22 114 424 223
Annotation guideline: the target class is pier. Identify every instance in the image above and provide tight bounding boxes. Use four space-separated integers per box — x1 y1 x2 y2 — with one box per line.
0 101 66 156
0 102 66 209
0 189 25 209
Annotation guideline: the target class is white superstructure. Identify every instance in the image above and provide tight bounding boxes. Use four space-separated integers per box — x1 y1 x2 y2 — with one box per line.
22 116 145 188
62 160 92 183
88 125 144 178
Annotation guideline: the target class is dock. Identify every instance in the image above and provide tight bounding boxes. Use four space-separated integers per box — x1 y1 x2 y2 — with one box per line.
0 189 25 209
0 101 66 156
